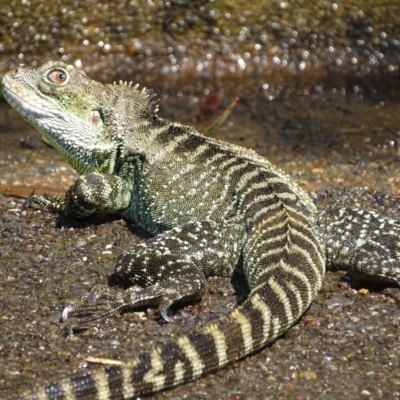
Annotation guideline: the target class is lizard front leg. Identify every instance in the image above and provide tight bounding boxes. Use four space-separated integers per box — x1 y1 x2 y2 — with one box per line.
25 173 131 218
63 220 244 330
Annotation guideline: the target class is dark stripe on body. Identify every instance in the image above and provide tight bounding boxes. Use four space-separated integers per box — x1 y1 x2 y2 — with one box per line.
156 124 191 145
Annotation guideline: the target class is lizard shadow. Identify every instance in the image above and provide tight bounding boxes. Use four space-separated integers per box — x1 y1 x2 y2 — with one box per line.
54 212 154 239
53 212 127 229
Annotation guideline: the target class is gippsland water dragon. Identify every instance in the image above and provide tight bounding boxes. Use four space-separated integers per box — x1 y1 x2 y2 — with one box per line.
2 61 400 399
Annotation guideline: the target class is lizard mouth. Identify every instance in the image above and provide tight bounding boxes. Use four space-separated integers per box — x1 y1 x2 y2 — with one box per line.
2 75 65 122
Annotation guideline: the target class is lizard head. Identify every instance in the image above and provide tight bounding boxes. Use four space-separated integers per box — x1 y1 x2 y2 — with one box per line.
2 60 157 175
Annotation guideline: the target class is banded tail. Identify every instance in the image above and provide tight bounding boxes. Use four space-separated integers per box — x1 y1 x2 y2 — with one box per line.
11 208 325 399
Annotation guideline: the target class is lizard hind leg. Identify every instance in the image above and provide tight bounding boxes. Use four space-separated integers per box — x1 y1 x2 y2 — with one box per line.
62 257 208 330
62 220 242 330
320 207 400 286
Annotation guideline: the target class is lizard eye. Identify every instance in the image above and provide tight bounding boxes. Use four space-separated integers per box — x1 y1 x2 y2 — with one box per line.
47 69 68 84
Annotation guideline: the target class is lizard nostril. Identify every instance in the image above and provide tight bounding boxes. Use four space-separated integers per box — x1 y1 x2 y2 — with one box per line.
14 65 25 74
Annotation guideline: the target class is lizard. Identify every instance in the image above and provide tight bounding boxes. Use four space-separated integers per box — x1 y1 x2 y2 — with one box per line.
2 60 400 400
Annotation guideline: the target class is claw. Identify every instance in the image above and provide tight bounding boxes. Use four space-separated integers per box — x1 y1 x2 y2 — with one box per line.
161 311 172 323
65 323 75 336
61 305 73 321
89 292 98 303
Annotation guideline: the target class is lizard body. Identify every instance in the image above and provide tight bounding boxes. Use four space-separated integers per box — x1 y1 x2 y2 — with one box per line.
2 61 400 400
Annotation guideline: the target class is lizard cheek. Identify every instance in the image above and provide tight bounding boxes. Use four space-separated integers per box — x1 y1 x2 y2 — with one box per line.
89 110 103 127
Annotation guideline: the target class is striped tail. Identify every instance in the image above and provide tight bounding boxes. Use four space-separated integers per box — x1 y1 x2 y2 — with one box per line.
11 213 325 400
11 279 321 399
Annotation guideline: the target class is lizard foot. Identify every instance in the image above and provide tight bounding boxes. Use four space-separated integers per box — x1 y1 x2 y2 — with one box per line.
24 193 66 214
61 285 127 331
62 276 206 331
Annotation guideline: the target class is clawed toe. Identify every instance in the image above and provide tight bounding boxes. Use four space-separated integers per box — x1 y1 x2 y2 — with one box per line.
61 305 73 322
61 291 125 331
88 286 116 303
160 310 172 323
23 193 65 213
61 302 121 331
60 279 199 331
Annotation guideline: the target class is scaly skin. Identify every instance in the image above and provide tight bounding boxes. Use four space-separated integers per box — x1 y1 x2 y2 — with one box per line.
2 61 400 400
